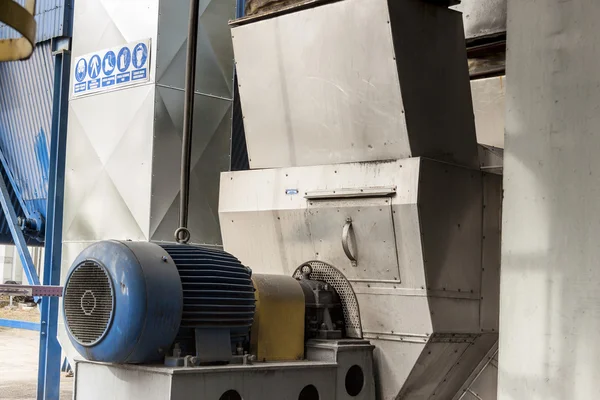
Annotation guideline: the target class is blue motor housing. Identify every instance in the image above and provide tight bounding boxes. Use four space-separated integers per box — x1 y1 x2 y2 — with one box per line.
62 241 255 364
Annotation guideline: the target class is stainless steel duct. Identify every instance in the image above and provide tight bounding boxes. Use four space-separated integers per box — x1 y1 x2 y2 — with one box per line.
61 0 236 360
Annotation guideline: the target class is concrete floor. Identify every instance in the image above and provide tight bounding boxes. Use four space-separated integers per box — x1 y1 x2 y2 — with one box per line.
0 328 73 400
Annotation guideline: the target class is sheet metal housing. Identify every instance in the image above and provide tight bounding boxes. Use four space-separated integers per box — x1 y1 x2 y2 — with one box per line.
61 0 236 361
219 159 501 399
231 0 478 169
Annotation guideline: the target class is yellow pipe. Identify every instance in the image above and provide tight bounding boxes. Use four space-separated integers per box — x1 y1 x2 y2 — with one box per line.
0 0 36 61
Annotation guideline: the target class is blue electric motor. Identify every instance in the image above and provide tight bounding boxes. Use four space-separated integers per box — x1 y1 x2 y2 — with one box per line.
62 241 255 364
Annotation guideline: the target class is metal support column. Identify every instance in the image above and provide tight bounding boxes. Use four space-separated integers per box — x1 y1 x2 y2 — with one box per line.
36 36 71 400
236 0 245 18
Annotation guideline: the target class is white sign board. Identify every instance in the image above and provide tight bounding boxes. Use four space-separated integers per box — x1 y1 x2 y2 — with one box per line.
72 39 151 97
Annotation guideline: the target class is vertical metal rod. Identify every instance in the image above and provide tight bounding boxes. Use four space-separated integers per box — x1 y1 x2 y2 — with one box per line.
176 0 201 244
37 41 70 400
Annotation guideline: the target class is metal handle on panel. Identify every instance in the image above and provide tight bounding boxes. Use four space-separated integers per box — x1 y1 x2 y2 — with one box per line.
342 218 357 267
305 186 397 200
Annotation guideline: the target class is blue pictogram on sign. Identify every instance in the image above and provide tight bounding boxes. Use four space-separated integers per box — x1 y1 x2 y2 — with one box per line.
88 55 101 79
132 43 148 69
75 59 87 82
73 40 150 96
103 51 116 76
117 47 131 72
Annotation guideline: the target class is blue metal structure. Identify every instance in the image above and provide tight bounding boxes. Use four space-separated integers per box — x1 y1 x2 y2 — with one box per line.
236 0 245 18
0 318 41 331
0 40 54 245
37 33 71 399
0 1 73 399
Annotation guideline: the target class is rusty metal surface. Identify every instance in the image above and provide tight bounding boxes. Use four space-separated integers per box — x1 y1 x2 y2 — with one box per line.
245 0 306 16
453 0 507 42
0 284 63 297
0 0 36 61
0 0 69 43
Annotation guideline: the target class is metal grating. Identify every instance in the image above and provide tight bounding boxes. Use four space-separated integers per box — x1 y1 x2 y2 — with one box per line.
160 244 255 329
63 261 114 346
293 261 362 338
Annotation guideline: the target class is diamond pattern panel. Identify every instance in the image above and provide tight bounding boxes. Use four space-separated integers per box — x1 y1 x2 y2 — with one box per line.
150 86 232 245
63 109 104 237
64 85 155 242
71 0 159 83
156 0 235 98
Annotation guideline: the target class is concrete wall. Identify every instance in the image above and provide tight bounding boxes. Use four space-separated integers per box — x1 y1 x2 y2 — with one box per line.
0 246 43 284
500 1 600 399
0 246 15 283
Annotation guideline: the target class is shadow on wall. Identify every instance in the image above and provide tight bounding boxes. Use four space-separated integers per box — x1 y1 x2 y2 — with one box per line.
499 1 600 399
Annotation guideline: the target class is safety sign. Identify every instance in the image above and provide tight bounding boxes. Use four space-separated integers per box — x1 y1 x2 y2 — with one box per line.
73 39 151 97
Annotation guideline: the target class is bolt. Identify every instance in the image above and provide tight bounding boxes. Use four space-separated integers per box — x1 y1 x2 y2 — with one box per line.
162 256 168 263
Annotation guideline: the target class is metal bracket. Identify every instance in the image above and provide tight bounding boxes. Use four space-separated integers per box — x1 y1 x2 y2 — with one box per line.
51 37 71 54
0 284 63 297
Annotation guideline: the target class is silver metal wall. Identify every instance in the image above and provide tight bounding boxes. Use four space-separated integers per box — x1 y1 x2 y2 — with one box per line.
500 1 600 399
61 0 235 360
232 0 479 169
471 76 505 149
151 0 234 244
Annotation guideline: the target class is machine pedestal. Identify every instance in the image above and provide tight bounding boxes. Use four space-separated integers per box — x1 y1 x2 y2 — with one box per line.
73 340 375 400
